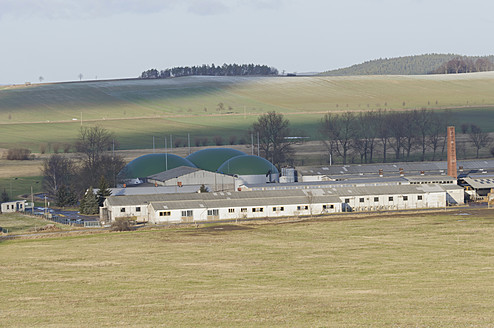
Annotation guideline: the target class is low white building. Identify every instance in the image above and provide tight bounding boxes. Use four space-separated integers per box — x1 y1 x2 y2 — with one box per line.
147 190 342 223
1 200 27 213
100 183 464 224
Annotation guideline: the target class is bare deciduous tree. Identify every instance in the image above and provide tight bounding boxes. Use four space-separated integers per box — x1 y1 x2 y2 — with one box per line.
468 124 492 158
251 111 294 168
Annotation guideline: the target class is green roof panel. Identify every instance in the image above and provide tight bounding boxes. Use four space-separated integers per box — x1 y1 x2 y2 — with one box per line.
119 153 197 179
217 155 279 176
186 148 246 172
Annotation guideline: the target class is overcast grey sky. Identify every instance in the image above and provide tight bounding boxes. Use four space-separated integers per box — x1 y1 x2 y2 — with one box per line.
1 0 494 84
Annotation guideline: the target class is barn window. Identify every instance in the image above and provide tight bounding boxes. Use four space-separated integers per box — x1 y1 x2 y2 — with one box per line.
388 196 393 202
120 207 126 213
160 211 171 216
181 210 193 217
359 198 365 203
136 207 141 212
403 196 408 201
228 208 235 213
241 208 247 213
418 195 423 200
207 209 219 216
374 197 379 202
344 198 350 203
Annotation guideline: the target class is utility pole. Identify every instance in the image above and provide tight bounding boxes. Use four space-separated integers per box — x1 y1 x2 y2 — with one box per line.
251 134 254 155
257 131 260 157
165 136 168 171
188 133 191 155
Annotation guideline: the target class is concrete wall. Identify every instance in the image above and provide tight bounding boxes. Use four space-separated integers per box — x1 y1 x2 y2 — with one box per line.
149 171 237 192
339 192 446 212
1 200 26 213
103 202 149 223
446 189 465 205
148 201 342 224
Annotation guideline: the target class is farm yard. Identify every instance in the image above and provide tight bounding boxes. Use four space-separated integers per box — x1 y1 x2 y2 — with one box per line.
2 74 494 151
1 209 494 327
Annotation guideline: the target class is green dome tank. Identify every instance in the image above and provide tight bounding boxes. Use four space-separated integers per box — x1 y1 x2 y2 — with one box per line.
217 155 279 176
186 148 246 172
118 153 197 179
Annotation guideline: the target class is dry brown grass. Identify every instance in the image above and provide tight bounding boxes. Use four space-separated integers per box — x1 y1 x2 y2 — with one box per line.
1 209 494 327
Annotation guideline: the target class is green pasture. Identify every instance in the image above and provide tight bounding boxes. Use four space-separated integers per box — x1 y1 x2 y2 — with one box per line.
2 75 494 122
2 75 494 151
1 210 494 326
0 212 66 234
0 176 42 200
1 108 494 152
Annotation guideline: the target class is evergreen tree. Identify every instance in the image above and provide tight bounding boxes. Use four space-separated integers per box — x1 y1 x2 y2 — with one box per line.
80 186 99 215
1 188 9 203
55 184 77 207
97 176 112 207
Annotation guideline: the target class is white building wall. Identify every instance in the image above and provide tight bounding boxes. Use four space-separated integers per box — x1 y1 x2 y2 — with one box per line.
1 200 26 213
108 205 149 222
154 171 238 192
446 189 465 205
340 192 446 212
238 173 279 184
148 201 342 224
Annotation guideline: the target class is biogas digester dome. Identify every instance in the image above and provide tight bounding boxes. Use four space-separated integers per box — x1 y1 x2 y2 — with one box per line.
118 153 196 179
217 155 279 176
186 148 246 172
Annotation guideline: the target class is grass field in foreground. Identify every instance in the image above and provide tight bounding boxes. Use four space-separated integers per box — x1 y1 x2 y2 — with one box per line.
0 212 67 234
1 210 494 327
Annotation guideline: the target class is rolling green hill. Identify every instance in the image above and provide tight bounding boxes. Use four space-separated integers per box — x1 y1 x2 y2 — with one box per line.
1 74 494 151
321 54 494 76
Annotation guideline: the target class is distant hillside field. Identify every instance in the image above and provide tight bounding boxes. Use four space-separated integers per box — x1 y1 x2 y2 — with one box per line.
321 54 494 76
1 73 494 150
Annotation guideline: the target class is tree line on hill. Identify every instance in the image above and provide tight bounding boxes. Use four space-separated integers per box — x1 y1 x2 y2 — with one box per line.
432 57 494 74
321 54 494 76
139 64 278 79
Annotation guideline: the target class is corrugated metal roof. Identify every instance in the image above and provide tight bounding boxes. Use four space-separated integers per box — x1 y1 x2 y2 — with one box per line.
405 175 456 183
150 194 342 211
332 184 446 197
147 166 201 181
298 159 494 177
463 177 494 189
107 183 460 207
100 185 202 196
244 177 408 189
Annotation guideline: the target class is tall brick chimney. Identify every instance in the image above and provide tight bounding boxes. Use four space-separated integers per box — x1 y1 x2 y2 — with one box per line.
447 126 457 179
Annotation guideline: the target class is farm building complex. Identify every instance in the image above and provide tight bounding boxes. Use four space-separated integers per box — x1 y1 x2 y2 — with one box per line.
97 144 488 224
100 183 463 224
